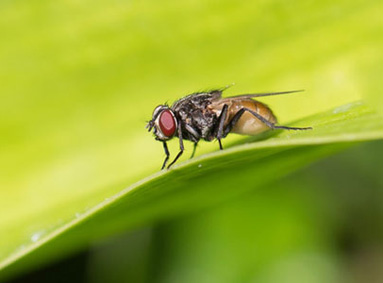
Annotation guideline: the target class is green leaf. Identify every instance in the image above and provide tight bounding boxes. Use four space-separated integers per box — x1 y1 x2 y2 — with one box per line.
0 102 382 280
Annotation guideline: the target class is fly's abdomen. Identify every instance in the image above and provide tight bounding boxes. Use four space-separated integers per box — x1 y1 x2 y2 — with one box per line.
229 100 277 135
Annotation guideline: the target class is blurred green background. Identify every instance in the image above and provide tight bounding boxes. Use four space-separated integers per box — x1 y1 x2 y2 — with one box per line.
0 0 382 282
87 141 383 283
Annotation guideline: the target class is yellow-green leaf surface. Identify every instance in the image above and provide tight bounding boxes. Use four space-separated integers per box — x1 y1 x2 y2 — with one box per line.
0 0 382 280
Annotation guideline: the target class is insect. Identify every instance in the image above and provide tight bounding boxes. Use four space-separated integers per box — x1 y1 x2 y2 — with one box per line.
146 88 312 169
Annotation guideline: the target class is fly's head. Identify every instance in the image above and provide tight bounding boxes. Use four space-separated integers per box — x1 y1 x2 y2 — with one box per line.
146 105 178 141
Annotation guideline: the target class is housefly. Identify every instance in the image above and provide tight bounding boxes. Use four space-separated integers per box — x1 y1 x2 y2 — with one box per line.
146 88 312 169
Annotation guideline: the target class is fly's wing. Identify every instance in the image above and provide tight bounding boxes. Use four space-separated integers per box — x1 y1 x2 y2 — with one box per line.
208 89 224 100
203 85 235 102
209 96 246 112
222 90 304 101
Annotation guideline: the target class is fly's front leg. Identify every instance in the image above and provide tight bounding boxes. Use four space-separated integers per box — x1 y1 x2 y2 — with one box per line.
167 125 184 169
215 104 229 150
224 108 312 136
161 142 170 170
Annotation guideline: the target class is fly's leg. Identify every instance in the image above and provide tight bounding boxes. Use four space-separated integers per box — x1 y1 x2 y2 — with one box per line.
167 125 184 169
224 108 312 137
190 142 198 159
161 142 170 170
184 124 200 159
185 124 200 141
215 104 229 150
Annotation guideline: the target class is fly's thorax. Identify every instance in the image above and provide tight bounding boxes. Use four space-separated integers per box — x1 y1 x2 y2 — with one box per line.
173 97 218 142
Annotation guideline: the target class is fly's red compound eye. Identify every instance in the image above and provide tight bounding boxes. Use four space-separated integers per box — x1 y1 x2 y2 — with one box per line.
159 110 176 137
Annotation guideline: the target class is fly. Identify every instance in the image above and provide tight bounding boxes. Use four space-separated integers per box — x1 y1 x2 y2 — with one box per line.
146 88 312 169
